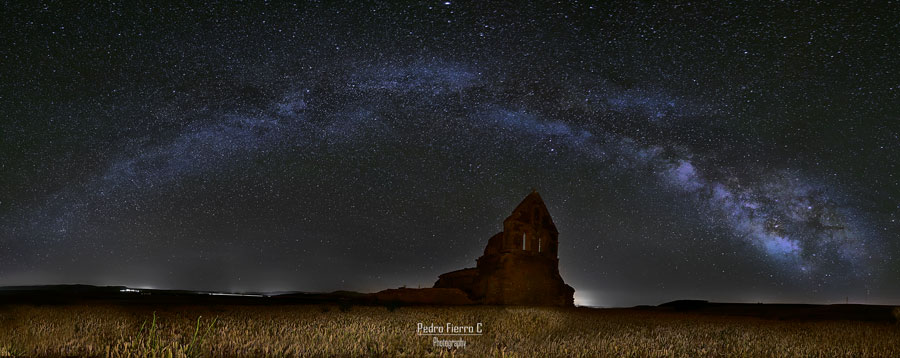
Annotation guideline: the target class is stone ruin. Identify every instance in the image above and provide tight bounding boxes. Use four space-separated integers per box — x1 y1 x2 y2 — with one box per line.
432 190 574 306
371 190 574 306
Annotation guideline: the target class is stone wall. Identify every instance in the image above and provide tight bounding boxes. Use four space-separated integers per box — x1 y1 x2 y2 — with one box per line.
433 191 575 306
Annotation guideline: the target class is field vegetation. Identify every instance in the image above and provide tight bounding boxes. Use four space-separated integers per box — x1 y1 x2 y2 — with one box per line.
0 304 898 357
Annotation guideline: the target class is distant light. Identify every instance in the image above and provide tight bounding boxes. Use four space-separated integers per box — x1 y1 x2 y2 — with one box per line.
443 1 451 5
574 291 599 307
120 288 140 293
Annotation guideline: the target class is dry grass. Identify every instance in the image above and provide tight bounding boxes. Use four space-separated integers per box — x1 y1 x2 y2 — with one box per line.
0 304 898 357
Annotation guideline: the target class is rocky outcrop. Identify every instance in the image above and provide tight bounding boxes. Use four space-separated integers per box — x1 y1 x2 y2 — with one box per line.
434 191 574 306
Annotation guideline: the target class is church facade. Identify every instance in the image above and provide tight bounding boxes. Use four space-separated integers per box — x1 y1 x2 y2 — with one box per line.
433 191 575 306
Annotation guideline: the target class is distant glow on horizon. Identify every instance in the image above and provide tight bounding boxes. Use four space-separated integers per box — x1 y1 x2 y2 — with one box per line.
574 291 599 307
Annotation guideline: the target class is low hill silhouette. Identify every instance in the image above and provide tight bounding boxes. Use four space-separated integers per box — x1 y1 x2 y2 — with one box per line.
656 300 896 322
1 285 897 323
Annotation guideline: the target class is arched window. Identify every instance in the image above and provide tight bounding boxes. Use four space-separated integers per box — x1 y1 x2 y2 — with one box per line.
538 236 542 253
522 233 526 250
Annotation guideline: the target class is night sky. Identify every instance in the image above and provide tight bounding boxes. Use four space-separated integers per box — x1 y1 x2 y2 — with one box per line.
2 1 899 307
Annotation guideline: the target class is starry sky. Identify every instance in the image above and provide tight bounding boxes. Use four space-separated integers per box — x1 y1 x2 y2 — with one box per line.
2 1 899 307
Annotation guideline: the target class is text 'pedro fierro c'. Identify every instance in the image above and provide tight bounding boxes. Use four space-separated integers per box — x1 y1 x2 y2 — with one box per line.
417 322 483 335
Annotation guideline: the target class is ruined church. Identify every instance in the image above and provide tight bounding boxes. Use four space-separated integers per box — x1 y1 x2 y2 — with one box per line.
372 191 574 306
433 190 575 306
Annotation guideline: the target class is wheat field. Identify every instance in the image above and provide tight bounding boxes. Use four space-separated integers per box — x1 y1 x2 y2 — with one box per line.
0 304 898 357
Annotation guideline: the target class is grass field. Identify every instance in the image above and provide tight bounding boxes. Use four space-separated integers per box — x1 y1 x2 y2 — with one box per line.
0 304 898 357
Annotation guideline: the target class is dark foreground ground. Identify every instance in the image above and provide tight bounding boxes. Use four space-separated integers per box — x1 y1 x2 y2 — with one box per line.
1 285 898 357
